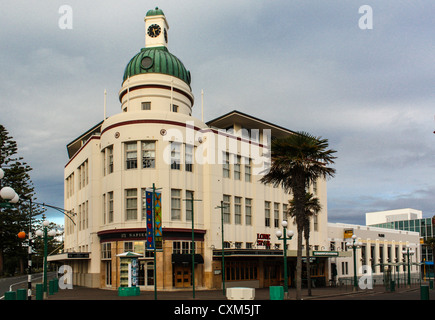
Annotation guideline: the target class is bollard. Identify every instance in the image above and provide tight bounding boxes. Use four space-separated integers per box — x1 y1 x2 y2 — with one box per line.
36 283 43 300
4 291 16 300
16 288 27 300
421 285 430 300
390 280 395 292
49 279 55 295
269 286 284 300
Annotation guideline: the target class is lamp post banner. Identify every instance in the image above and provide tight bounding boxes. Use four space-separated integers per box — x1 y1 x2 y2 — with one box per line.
154 192 162 250
146 191 154 250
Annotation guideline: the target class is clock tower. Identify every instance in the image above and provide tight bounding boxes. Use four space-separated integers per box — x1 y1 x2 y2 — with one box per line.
144 7 169 48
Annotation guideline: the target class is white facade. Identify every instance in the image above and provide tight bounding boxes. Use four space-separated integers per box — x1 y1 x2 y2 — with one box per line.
366 208 423 226
56 8 331 290
328 223 421 286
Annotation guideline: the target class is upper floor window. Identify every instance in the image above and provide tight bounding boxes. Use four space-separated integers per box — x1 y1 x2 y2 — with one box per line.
223 152 230 178
185 144 193 172
125 188 137 220
170 142 181 170
234 155 241 180
125 142 138 169
142 141 156 168
141 102 151 110
265 201 271 227
223 195 231 224
171 104 179 112
244 157 251 182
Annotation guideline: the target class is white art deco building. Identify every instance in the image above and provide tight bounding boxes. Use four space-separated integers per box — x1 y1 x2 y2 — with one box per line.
52 8 331 290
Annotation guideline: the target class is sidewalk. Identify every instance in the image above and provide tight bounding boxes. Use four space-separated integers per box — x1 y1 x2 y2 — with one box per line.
46 283 421 300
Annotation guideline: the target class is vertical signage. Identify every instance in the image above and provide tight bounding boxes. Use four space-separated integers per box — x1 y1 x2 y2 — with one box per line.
146 191 154 250
154 192 162 250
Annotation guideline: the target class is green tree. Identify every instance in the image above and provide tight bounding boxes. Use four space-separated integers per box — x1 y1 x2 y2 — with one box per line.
261 131 336 300
0 124 43 275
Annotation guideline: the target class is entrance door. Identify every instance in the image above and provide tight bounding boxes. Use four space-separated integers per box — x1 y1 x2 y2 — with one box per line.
138 261 154 287
174 264 191 288
264 262 281 287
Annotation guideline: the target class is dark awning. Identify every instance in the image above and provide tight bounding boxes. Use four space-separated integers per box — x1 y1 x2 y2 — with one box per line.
172 253 204 264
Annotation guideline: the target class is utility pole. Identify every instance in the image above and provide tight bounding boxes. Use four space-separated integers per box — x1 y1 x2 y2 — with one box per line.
183 194 201 299
215 201 229 296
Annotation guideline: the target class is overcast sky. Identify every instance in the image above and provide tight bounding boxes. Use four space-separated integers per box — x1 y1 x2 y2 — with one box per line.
1 1 434 227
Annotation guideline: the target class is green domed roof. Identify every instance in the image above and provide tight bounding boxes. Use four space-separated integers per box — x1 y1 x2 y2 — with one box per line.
123 46 191 85
146 7 165 16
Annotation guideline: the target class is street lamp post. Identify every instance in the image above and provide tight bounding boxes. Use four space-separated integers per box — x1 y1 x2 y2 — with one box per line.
275 220 294 299
346 234 362 291
183 195 201 299
36 220 56 296
402 245 415 287
216 201 229 296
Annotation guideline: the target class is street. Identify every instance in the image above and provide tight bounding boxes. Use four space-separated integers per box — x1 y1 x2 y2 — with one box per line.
0 272 56 299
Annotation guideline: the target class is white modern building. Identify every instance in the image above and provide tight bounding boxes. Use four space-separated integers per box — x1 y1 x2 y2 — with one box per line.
49 8 332 290
366 208 423 226
328 223 421 287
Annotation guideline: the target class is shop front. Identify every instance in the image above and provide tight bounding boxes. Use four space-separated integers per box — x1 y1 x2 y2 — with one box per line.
212 249 329 289
97 227 206 290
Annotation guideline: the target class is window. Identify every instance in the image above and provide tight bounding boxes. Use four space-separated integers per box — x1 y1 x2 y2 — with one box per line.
223 195 231 224
186 190 194 221
142 141 156 168
173 241 195 254
171 189 181 220
170 142 181 170
223 152 230 178
107 146 113 174
108 191 114 223
102 243 111 259
225 261 258 281
185 144 193 172
313 215 318 231
274 203 280 228
171 104 179 112
245 198 252 225
235 196 242 224
126 142 137 169
78 160 88 189
283 203 288 221
141 102 151 110
265 201 271 227
125 189 137 220
234 155 241 180
103 194 106 224
124 241 133 252
244 158 251 182
66 173 74 198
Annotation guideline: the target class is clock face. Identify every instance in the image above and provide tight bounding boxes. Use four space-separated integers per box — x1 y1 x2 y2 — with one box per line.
147 24 161 38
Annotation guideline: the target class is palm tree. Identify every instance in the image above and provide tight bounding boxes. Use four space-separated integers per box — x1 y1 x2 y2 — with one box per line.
261 131 336 300
289 192 322 296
